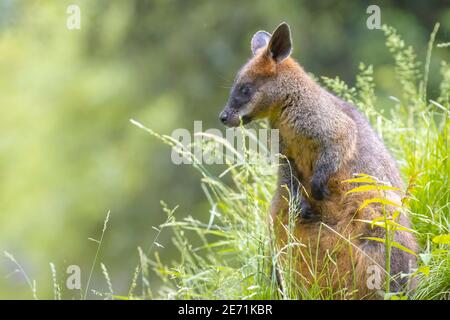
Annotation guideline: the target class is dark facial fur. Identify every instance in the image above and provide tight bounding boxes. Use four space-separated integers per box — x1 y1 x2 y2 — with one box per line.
219 77 270 126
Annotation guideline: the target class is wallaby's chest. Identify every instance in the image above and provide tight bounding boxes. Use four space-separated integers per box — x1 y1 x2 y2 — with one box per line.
279 128 319 186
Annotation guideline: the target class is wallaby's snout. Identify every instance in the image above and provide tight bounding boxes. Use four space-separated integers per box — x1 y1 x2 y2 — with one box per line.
219 104 238 127
220 81 257 127
219 100 253 127
218 110 229 125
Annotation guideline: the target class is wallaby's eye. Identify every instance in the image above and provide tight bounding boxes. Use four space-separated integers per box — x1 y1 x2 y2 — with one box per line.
229 83 253 109
239 84 251 96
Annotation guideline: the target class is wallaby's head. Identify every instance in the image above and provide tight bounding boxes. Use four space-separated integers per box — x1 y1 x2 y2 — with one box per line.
219 22 294 127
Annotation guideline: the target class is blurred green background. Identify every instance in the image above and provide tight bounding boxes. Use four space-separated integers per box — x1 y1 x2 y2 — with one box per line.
0 0 448 299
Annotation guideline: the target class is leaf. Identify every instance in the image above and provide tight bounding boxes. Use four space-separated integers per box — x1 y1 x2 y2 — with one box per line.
345 185 400 195
392 210 400 220
418 266 430 277
113 295 138 300
389 241 418 256
356 198 401 212
385 220 417 233
432 234 450 245
342 177 376 184
363 237 417 256
389 294 408 300
363 236 386 243
354 219 417 233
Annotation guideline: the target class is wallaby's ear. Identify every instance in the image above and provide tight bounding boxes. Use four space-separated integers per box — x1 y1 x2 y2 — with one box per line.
251 30 271 55
267 22 292 63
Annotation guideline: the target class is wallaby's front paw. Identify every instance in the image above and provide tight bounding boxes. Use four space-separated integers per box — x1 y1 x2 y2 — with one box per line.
300 198 317 221
311 175 330 200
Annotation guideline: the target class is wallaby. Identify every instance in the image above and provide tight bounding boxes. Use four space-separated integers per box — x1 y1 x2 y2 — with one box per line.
219 22 418 299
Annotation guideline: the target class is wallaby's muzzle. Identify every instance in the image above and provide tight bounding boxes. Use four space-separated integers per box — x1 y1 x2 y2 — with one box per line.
218 110 229 124
219 107 252 127
218 106 240 127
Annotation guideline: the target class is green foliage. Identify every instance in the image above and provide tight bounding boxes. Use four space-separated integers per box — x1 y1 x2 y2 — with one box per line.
439 61 450 104
135 124 279 299
382 25 422 104
321 75 357 104
413 234 450 300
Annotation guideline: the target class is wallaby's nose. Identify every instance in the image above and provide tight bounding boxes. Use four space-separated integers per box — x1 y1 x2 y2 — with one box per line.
219 111 228 124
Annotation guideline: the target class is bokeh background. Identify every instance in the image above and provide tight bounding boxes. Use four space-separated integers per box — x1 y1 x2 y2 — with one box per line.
0 0 448 299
